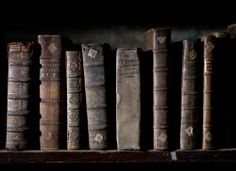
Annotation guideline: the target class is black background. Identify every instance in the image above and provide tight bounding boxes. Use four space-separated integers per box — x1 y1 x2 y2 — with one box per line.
1 1 236 170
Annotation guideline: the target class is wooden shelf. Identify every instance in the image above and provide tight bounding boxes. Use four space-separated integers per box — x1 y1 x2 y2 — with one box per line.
0 149 236 164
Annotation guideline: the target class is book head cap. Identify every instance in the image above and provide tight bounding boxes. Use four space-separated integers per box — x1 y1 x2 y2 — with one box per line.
212 32 229 38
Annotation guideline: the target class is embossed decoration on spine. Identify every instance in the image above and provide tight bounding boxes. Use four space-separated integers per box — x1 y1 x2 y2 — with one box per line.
6 42 34 150
38 35 63 150
81 43 108 150
66 51 83 150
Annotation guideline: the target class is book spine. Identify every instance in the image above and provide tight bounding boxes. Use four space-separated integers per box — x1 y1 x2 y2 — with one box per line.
116 48 141 150
180 40 200 150
153 28 171 150
81 43 108 150
66 51 83 150
38 35 63 150
202 35 216 150
6 42 34 150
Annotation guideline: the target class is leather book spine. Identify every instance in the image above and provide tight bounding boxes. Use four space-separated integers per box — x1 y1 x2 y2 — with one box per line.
202 35 216 150
66 51 83 150
116 48 141 150
180 39 201 150
6 42 34 150
38 35 63 150
145 28 171 150
81 43 108 150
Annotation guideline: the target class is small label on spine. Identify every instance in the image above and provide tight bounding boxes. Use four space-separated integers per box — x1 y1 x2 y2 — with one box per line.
158 132 167 142
94 133 104 143
205 131 212 142
157 36 166 44
185 126 193 136
88 49 98 58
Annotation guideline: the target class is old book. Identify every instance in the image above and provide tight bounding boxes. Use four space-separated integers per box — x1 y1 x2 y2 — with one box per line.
116 48 141 150
6 42 34 150
202 33 230 150
180 39 202 150
81 43 108 150
38 35 64 150
66 51 84 150
144 28 171 150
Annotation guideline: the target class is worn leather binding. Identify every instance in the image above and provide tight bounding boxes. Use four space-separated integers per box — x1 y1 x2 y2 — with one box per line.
116 48 141 150
202 35 216 150
144 28 171 150
81 43 108 150
6 42 34 150
180 39 201 150
38 35 63 150
202 33 229 150
66 51 83 150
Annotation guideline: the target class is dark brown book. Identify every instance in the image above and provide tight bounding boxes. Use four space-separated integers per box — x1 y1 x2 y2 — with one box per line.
6 42 34 150
202 35 217 150
66 51 83 150
116 48 141 150
81 43 108 150
144 28 171 150
202 33 229 150
38 35 63 150
180 39 202 150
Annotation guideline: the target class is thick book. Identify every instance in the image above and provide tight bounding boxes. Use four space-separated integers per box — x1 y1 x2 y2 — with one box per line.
66 51 84 150
180 39 202 150
81 43 108 150
116 48 141 150
144 28 171 150
6 42 34 150
38 35 64 150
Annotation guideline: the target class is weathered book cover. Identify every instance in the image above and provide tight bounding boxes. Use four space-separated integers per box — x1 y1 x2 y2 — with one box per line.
38 35 63 150
116 48 141 150
6 42 34 150
81 43 108 150
66 51 84 150
180 39 202 150
144 28 171 150
202 32 229 150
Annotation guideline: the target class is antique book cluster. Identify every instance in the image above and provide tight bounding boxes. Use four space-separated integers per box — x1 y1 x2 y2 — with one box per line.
2 24 236 151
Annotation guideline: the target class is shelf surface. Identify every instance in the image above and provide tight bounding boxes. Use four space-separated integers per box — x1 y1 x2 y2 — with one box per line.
0 149 236 164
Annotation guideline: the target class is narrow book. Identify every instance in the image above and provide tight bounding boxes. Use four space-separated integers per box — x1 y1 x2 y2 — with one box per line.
116 48 141 150
180 39 202 150
6 42 34 150
81 43 108 150
202 33 229 150
66 51 83 150
38 35 63 150
144 28 171 150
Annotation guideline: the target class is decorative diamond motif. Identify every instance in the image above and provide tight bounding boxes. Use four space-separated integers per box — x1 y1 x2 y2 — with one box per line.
88 49 98 58
157 36 166 44
185 126 193 136
158 132 167 142
48 43 57 53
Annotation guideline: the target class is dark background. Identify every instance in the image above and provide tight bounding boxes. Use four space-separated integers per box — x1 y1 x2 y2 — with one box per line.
1 1 236 170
